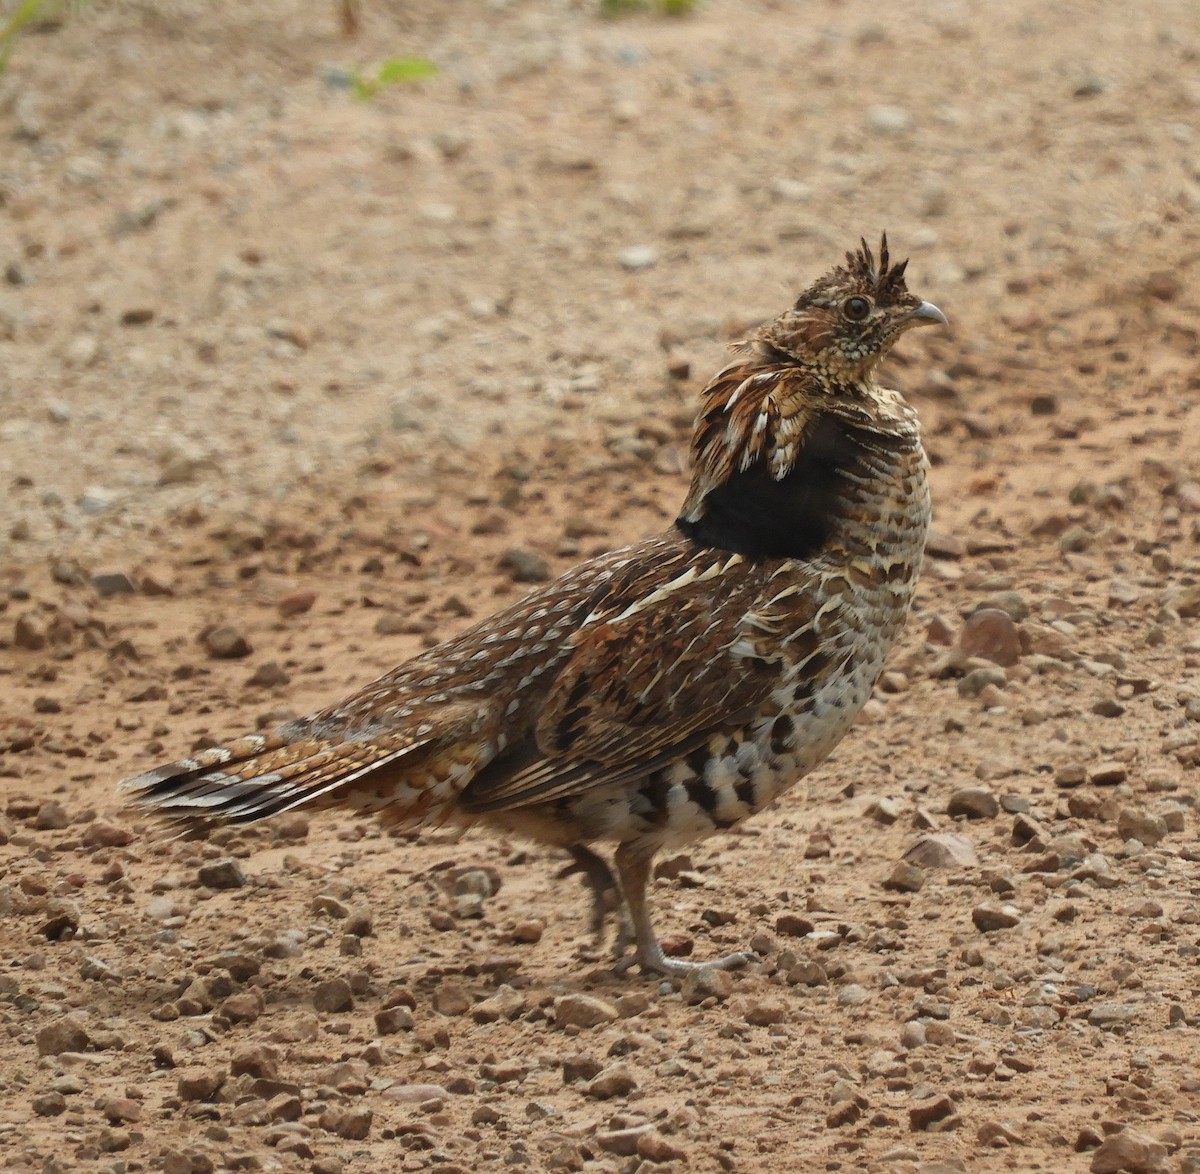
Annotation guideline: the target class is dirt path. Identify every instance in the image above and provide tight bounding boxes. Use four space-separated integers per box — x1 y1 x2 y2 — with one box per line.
2 2 1199 1172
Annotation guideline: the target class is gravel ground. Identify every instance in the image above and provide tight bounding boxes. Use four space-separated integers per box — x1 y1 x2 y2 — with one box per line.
2 2 1200 1172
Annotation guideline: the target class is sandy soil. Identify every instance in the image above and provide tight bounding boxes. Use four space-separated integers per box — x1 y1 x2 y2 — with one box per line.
2 1 1200 1171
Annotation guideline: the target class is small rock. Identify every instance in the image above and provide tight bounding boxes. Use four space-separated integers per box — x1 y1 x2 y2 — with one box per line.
585 1063 638 1100
957 666 1007 698
637 1131 688 1163
904 833 980 869
956 609 1021 667
1117 807 1167 847
1088 1002 1139 1029
13 613 48 650
775 912 815 937
36 1016 89 1056
202 625 252 658
1089 1128 1168 1173
472 984 526 1023
178 1067 225 1102
381 1083 447 1104
619 245 658 271
433 984 471 1016
511 918 544 943
90 571 135 597
1055 762 1088 788
321 1105 372 1140
867 104 914 133
972 902 1021 932
247 661 290 688
32 1091 67 1117
909 1092 957 1131
1088 761 1128 786
681 967 733 1004
139 565 177 596
102 1096 142 1124
836 984 870 1008
230 1042 278 1079
744 996 788 1026
277 589 317 617
555 993 618 1029
312 977 354 1014
373 1006 413 1034
499 548 551 583
198 858 247 889
948 786 999 819
883 860 926 892
596 1125 654 1156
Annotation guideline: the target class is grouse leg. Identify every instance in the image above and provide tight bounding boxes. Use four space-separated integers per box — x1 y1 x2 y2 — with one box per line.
613 841 753 977
557 844 632 951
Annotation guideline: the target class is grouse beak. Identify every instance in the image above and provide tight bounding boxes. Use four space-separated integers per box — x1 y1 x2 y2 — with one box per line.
907 301 948 328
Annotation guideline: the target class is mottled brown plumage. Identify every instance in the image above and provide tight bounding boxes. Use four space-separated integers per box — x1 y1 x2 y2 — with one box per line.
121 237 946 976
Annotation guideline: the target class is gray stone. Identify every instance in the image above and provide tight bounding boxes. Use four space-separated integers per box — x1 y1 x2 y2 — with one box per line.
198 858 246 890
947 787 999 820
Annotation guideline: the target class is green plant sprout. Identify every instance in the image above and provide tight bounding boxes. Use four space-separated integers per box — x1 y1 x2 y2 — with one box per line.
600 0 699 17
0 0 88 73
349 56 437 101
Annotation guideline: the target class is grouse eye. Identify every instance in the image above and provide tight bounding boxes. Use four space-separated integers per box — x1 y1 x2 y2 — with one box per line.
842 295 872 322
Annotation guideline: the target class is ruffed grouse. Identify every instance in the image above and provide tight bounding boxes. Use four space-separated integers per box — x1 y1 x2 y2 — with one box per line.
121 237 946 976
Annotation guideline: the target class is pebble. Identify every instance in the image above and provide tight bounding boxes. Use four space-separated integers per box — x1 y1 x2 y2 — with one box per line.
867 796 901 824
374 1005 413 1034
744 996 788 1025
947 786 999 819
312 977 354 1014
1055 762 1088 788
1117 807 1167 847
472 985 526 1023
177 1067 225 1101
972 903 1021 931
277 589 316 617
247 660 290 688
1087 1001 1139 1028
431 983 470 1016
555 993 618 1029
1088 761 1128 786
381 1083 447 1104
511 918 544 943
908 1092 956 1131
499 548 551 583
91 571 135 597
13 613 47 650
202 625 252 658
775 912 815 937
139 565 177 596
1089 1129 1168 1173
957 666 1006 698
32 1091 67 1116
102 1096 142 1124
884 861 926 892
596 1124 654 1155
680 967 733 1004
36 1015 89 1056
619 245 658 271
867 104 914 133
585 1063 638 1099
320 1106 372 1140
198 858 247 889
637 1132 688 1163
836 984 870 1008
904 833 980 869
956 609 1021 667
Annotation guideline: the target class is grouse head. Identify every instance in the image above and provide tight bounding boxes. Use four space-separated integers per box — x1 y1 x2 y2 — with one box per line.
756 235 947 383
